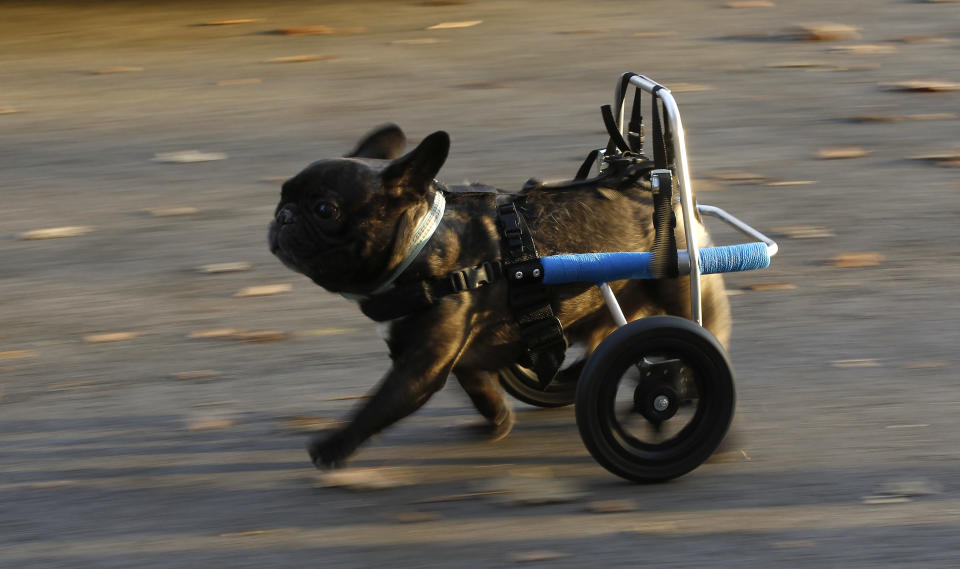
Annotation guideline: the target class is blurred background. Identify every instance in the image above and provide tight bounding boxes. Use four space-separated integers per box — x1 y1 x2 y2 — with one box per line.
1 1 959 567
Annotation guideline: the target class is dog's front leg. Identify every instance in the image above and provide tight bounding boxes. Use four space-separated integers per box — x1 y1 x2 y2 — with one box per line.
308 309 470 468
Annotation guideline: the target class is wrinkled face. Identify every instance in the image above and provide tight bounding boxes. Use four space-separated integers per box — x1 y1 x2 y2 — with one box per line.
268 159 394 292
268 125 450 294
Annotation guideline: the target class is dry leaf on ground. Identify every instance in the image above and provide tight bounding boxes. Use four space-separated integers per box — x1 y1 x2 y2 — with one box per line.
772 225 834 238
152 150 227 163
201 19 261 26
784 22 861 42
83 332 141 344
265 55 337 64
391 38 448 45
426 20 482 30
0 350 39 360
743 283 797 292
271 26 367 35
18 226 93 240
0 107 22 114
509 551 571 563
233 330 290 343
317 467 415 490
828 44 897 55
234 284 292 297
827 252 885 267
187 328 239 339
767 180 817 186
197 262 253 274
185 417 238 431
832 359 881 368
886 80 960 93
817 146 870 159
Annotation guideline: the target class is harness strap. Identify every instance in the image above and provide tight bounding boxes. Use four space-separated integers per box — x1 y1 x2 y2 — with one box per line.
496 197 566 387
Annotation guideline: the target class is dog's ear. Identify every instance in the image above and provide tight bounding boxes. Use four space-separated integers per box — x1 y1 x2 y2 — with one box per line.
381 131 449 196
346 124 407 160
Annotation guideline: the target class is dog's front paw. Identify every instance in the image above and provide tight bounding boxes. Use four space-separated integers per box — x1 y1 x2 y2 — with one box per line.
307 432 355 469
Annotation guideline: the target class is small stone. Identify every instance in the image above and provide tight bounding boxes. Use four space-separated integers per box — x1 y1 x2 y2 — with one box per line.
92 66 143 74
234 284 292 297
196 262 253 274
172 370 221 381
743 283 797 291
233 330 289 343
187 328 239 339
186 417 238 431
217 78 262 86
385 511 443 523
201 18 261 26
316 467 414 491
18 226 93 240
724 0 775 7
83 332 141 344
152 150 227 163
587 500 636 513
831 359 880 368
0 350 39 360
784 23 861 42
828 44 897 55
148 206 200 217
265 55 337 64
426 20 483 30
509 551 571 563
886 80 960 93
827 252 884 267
816 146 870 159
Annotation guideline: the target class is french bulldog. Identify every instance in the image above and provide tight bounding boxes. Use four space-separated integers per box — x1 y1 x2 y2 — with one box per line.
268 124 731 468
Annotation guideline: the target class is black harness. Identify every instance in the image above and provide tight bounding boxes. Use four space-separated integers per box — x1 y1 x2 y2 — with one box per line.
358 78 677 385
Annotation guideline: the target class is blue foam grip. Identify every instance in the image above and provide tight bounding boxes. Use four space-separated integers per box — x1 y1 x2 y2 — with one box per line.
541 252 653 284
698 242 770 274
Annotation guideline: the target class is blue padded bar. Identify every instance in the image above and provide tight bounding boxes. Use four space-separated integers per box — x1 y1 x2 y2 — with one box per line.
541 252 653 284
698 242 770 274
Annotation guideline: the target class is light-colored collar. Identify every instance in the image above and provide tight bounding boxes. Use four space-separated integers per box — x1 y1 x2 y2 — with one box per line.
342 190 446 301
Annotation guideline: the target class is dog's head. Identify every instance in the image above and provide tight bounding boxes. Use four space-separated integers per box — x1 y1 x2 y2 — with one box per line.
268 125 450 294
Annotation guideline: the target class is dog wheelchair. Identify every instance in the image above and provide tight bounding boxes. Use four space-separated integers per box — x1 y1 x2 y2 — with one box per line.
497 73 778 483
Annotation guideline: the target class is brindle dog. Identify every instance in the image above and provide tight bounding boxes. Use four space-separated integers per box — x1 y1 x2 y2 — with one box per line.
269 124 730 468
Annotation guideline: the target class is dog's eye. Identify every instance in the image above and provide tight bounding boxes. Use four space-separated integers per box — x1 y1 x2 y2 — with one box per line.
315 202 340 220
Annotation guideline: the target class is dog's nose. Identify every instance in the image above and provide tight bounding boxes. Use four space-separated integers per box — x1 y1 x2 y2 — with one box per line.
276 207 296 225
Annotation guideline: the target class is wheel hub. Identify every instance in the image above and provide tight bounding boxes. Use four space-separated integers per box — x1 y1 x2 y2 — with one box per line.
634 357 685 423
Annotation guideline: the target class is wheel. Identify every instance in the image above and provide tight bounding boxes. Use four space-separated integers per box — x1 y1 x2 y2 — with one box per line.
575 316 735 483
498 360 581 408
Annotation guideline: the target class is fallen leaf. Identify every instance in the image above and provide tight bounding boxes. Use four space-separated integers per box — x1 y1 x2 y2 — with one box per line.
766 180 817 186
317 467 414 490
217 78 262 86
784 22 861 42
886 80 960 93
234 284 292 297
509 551 571 563
172 370 221 381
862 496 911 505
0 107 22 115
196 262 253 274
186 417 238 431
187 328 239 339
92 66 143 74
233 330 290 343
668 82 712 93
0 350 39 360
885 424 929 429
201 19 261 26
827 252 884 267
587 500 636 513
152 150 227 163
265 55 337 64
909 148 960 162
724 0 775 7
426 20 482 30
385 511 443 523
271 26 367 35
282 415 342 432
743 283 797 291
908 113 958 121
390 38 448 45
83 332 141 344
889 35 952 44
816 146 870 159
828 43 897 55
831 358 880 368
772 225 834 238
148 206 200 217
767 61 833 69
474 474 584 505
18 226 93 240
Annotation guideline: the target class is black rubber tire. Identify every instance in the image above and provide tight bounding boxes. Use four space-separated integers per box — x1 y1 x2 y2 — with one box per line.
498 361 580 408
575 316 735 483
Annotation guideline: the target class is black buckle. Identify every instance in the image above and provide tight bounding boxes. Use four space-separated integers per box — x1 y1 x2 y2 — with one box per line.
448 261 499 293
